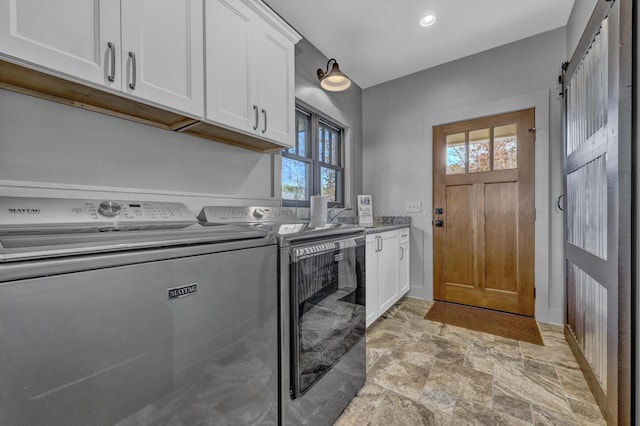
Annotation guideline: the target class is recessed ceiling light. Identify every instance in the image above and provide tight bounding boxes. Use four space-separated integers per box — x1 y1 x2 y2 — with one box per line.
420 14 437 27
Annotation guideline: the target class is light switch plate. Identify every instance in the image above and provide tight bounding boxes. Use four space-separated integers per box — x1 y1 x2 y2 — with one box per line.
406 201 422 213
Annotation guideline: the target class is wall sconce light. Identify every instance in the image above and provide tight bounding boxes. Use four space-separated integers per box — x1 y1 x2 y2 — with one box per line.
317 58 351 92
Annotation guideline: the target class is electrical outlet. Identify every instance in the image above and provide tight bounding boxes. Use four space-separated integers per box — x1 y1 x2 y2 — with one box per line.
406 201 422 213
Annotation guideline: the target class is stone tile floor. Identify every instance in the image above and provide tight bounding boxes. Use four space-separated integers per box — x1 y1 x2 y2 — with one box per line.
335 297 605 425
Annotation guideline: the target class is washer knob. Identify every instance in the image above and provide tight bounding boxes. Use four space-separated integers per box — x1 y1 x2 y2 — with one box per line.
252 208 266 219
98 201 122 217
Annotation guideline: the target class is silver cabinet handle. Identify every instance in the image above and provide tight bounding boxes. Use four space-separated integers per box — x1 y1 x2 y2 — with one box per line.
128 51 136 90
107 42 116 82
261 108 267 134
380 235 383 252
400 246 404 260
253 105 259 130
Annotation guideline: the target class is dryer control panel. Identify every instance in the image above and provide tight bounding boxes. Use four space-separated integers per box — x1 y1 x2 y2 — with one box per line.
197 206 300 225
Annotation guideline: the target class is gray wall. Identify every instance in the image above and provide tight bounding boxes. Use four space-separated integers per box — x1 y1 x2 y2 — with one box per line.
362 27 567 323
290 38 364 209
0 88 275 209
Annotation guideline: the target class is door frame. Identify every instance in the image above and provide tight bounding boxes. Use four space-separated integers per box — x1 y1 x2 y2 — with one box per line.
420 89 558 323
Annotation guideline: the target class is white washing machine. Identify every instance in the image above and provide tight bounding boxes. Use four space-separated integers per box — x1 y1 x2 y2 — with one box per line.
0 197 278 425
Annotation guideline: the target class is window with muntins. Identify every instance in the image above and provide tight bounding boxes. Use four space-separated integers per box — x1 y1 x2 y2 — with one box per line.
282 107 344 207
445 124 518 175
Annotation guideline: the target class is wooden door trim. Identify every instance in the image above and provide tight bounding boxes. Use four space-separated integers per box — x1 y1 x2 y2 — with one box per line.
444 169 518 185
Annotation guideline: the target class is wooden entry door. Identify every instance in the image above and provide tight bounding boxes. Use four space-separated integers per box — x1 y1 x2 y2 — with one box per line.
433 109 535 316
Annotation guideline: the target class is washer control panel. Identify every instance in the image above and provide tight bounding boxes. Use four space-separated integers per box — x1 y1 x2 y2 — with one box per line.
0 197 197 234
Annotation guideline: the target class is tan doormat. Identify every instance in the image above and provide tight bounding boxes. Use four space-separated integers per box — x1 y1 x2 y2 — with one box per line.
424 301 544 345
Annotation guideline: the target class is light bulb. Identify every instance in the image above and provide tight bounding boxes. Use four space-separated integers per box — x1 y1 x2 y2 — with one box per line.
420 14 437 27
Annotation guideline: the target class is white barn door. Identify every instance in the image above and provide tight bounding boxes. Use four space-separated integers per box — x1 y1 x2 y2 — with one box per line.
561 0 631 424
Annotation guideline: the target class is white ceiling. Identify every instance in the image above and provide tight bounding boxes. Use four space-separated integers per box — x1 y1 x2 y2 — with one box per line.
265 0 575 89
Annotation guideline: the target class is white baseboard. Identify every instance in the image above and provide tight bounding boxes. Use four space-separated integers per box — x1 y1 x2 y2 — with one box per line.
546 308 564 326
408 284 425 299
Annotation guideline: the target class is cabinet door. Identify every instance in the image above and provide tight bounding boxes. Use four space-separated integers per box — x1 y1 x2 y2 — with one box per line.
255 19 295 147
377 231 399 314
205 0 255 133
121 0 204 117
398 229 410 296
365 234 378 328
0 0 120 89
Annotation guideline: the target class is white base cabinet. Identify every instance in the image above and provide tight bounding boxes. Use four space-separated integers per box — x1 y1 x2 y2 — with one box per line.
365 235 380 327
366 228 411 328
398 228 410 296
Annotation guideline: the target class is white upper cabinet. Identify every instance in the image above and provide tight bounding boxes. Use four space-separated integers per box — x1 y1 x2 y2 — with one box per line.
0 0 121 89
205 0 299 148
0 0 296 150
205 0 254 133
256 20 294 145
121 0 204 117
0 0 203 117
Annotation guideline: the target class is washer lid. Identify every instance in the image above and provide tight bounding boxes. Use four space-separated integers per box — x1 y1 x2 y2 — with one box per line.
0 224 270 262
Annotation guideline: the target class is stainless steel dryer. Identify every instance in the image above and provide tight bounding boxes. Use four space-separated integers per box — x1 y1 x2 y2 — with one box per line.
0 197 278 426
198 206 366 426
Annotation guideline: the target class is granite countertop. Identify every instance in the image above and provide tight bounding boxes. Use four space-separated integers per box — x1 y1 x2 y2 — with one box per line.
363 223 410 234
333 215 410 233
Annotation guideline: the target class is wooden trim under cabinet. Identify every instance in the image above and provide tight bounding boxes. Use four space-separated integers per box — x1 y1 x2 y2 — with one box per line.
0 59 195 130
177 121 288 153
0 59 287 153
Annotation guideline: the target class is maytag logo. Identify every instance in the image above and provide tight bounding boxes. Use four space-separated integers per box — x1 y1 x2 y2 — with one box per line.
168 283 198 300
8 208 41 214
